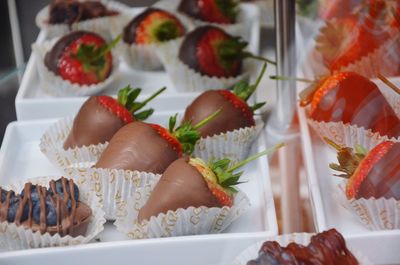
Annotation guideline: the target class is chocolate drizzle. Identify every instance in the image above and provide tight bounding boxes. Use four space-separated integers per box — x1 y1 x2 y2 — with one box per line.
248 229 359 265
0 178 91 237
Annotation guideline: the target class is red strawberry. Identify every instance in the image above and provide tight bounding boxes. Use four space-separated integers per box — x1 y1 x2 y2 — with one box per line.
316 14 390 71
297 71 400 139
178 0 238 24
182 63 267 137
138 145 282 221
328 139 400 200
94 110 221 173
179 26 274 78
63 86 166 149
45 31 120 85
123 8 185 45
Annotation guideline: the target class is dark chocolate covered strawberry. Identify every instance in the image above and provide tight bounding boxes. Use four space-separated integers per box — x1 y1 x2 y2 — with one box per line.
328 139 400 200
45 31 120 85
182 63 266 137
138 144 282 221
123 8 185 45
179 25 274 78
94 110 221 174
293 71 400 138
63 85 166 149
48 0 118 25
178 0 238 24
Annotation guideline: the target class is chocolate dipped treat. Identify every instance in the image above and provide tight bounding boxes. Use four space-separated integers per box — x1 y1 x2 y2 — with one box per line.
329 140 400 200
179 26 273 78
95 110 221 173
138 145 282 222
182 63 266 137
178 0 238 24
63 86 165 149
247 229 358 265
49 0 118 25
123 8 185 45
0 177 91 237
45 31 119 85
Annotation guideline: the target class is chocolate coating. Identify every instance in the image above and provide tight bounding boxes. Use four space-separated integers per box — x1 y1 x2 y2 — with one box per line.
95 122 179 174
177 0 203 21
63 96 125 149
0 178 91 237
138 157 221 222
357 142 400 200
248 229 358 265
182 90 253 137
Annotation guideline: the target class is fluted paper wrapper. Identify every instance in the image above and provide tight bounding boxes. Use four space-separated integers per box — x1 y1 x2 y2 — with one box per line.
156 38 251 92
40 117 108 170
64 168 161 220
114 180 250 239
307 119 400 149
375 76 400 119
339 31 400 79
35 1 131 40
33 40 117 97
337 182 400 231
194 120 264 165
0 176 106 250
232 233 372 265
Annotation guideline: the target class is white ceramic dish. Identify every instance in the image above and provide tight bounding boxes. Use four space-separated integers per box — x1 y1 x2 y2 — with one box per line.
15 4 260 121
0 118 278 259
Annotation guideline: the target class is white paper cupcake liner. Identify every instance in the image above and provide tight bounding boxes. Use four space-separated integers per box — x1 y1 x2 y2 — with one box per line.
307 119 400 150
63 168 161 220
114 179 250 239
336 182 400 231
340 31 400 79
374 76 400 119
40 117 109 170
156 37 251 92
232 232 372 265
194 120 264 165
32 39 118 97
36 1 131 40
0 176 106 250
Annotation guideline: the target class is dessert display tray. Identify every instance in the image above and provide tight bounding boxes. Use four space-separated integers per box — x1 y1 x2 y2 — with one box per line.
0 116 277 263
15 4 260 121
298 107 400 265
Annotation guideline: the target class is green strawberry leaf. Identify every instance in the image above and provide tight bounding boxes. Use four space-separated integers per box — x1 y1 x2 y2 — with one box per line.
134 109 154 121
155 20 181 42
169 114 178 133
215 0 238 21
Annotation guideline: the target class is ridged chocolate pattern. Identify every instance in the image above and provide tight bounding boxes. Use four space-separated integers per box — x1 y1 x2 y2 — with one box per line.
247 229 358 265
357 142 400 200
182 90 253 137
0 177 91 236
63 96 125 149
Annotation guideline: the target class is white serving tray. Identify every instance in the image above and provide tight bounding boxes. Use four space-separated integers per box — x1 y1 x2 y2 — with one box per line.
0 116 278 263
15 4 260 121
298 106 400 265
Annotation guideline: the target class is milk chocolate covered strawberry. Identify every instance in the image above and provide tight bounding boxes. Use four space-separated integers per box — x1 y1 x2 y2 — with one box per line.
63 86 166 149
328 139 400 200
295 72 400 138
182 63 266 137
45 31 120 85
138 144 282 221
95 110 221 173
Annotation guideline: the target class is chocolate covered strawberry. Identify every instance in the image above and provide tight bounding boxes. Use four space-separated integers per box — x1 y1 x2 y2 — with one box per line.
138 144 282 221
182 63 266 137
291 71 400 138
123 8 185 45
328 139 400 200
94 110 221 174
45 31 120 85
178 0 238 24
179 25 274 78
63 85 166 149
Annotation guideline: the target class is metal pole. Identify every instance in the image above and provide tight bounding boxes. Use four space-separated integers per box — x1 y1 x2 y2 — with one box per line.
267 0 302 233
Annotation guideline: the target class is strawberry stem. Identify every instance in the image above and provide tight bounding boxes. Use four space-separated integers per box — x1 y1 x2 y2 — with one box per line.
227 143 284 173
242 51 276 65
270 75 314 83
378 73 400 95
233 63 267 101
193 108 222 130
